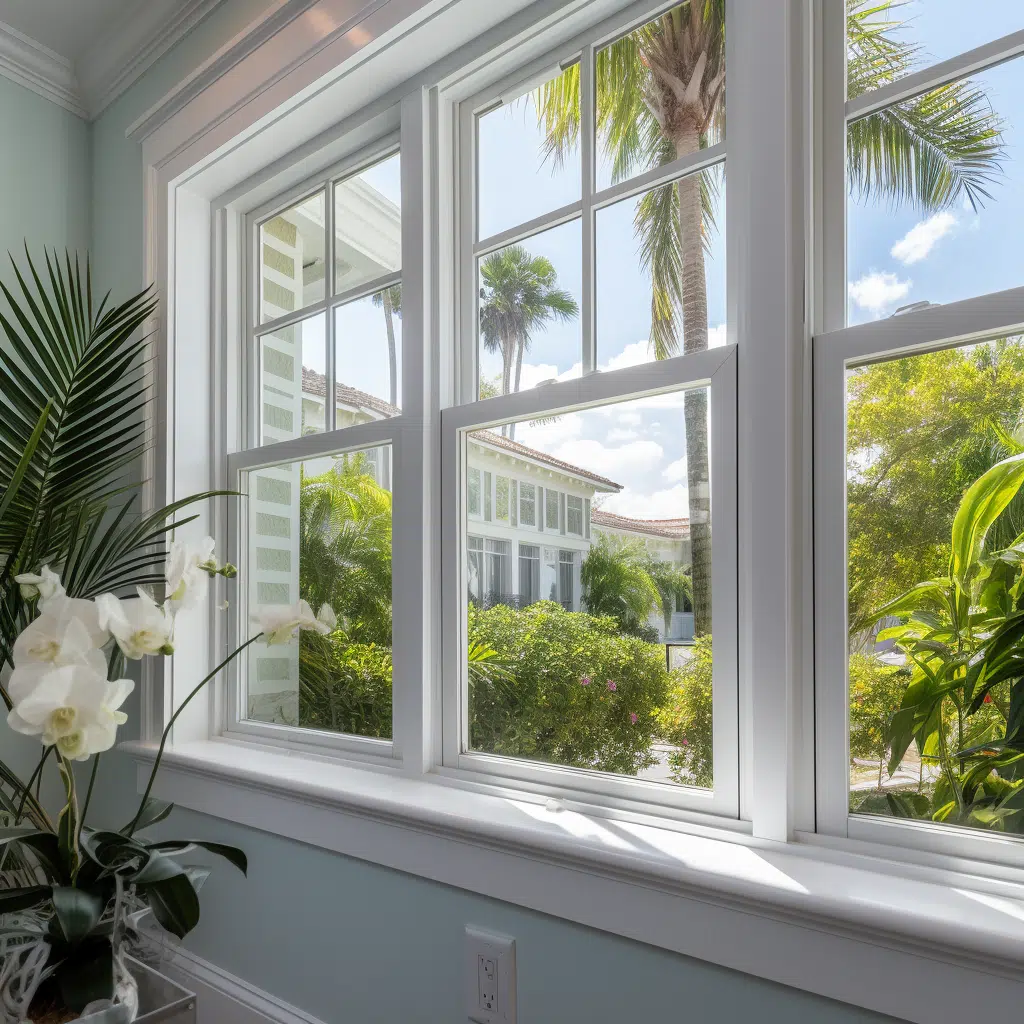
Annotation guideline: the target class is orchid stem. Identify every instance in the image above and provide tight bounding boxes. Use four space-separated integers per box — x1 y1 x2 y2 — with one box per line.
81 754 100 827
127 635 261 836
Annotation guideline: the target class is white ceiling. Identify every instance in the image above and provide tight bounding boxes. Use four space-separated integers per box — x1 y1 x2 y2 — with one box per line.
0 0 161 62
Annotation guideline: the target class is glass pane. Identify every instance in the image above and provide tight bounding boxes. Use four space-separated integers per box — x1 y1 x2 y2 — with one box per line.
595 2 726 193
846 337 1024 834
259 191 325 323
596 166 726 370
334 152 401 295
245 446 393 738
847 0 1023 98
478 65 580 241
258 312 326 445
477 220 582 399
334 286 402 419
847 58 1023 324
464 389 711 788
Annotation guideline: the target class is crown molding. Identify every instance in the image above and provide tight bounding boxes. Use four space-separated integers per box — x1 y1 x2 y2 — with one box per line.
78 0 227 119
0 1 229 121
0 19 86 118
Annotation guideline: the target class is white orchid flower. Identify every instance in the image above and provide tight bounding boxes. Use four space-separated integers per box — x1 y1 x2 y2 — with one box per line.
14 565 64 604
97 590 174 659
316 603 338 631
12 600 108 668
7 663 134 760
166 536 218 611
252 600 331 645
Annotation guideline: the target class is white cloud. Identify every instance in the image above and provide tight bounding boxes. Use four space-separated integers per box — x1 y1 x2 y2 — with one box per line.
890 212 956 264
552 438 663 482
603 484 689 519
517 361 561 390
708 323 728 348
600 340 653 372
617 411 642 427
514 412 584 448
607 428 639 443
848 271 911 315
663 457 687 483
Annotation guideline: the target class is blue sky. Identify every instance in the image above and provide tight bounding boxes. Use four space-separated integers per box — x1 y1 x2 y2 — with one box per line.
848 1 1024 323
299 1 1022 523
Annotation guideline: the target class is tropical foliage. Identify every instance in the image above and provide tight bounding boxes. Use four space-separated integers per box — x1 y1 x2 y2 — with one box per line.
0 251 261 1018
467 601 668 775
657 636 713 789
863 455 1024 832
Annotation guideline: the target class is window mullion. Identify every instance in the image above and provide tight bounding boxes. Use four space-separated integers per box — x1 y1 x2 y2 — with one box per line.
581 45 596 376
392 87 436 775
325 178 337 432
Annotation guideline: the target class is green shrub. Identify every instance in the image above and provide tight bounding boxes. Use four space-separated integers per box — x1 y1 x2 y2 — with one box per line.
467 601 668 775
656 636 713 788
299 631 392 738
848 653 909 789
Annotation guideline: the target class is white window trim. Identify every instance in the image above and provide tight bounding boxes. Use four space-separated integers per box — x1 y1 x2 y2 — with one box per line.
440 346 740 818
128 0 1024 1019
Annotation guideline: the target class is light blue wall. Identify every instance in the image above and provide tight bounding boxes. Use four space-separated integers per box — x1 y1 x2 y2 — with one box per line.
4 6 899 1022
0 75 90 257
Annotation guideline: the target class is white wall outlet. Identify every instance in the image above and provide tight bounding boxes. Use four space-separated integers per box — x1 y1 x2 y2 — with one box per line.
465 927 516 1024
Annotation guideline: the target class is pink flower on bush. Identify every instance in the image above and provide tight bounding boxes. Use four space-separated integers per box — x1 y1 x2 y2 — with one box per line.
606 680 617 692
681 738 689 746
629 712 638 725
580 676 591 686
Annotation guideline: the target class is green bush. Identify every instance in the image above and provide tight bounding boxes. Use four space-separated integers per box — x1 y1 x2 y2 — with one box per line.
657 636 713 788
467 601 668 775
299 631 392 738
848 653 909 789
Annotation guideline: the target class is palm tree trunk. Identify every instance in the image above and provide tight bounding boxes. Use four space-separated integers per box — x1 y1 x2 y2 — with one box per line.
509 335 526 440
675 127 712 637
383 290 398 408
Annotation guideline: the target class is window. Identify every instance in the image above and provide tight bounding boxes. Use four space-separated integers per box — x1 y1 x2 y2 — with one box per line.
468 467 481 517
545 489 559 531
519 543 540 605
448 368 737 810
816 11 1024 851
495 475 510 521
242 446 393 739
519 482 537 527
566 495 583 536
251 151 401 452
468 535 484 603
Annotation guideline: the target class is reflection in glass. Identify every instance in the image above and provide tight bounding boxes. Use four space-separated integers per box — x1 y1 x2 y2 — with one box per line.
334 152 401 295
464 390 710 788
260 192 326 322
259 312 326 445
246 446 393 738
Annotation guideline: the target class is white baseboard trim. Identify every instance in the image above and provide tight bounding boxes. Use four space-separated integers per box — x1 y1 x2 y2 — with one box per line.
169 947 328 1024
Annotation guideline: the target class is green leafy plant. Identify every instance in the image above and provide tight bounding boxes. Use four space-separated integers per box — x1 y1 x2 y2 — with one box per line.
467 601 668 775
657 635 713 788
874 453 1024 831
848 653 910 792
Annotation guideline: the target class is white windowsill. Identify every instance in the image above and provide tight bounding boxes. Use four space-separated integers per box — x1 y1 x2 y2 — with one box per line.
122 736 1024 1023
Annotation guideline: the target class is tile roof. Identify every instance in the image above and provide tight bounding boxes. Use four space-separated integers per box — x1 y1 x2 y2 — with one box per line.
591 509 690 539
471 430 622 491
301 367 399 418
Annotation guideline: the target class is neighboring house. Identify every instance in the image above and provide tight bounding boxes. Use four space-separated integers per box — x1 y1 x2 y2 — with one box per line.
249 178 692 725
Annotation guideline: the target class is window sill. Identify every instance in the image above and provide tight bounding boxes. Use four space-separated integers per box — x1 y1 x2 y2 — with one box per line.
121 737 1024 1023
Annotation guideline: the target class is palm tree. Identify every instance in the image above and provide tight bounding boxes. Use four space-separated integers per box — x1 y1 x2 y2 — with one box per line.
479 244 579 399
644 557 693 638
536 0 1003 635
299 453 393 646
371 284 402 407
581 536 661 635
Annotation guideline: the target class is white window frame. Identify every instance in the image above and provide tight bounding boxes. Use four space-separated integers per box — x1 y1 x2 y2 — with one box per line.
441 347 739 818
814 16 1024 860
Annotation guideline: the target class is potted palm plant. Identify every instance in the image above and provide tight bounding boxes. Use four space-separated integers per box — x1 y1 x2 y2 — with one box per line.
0 250 334 1022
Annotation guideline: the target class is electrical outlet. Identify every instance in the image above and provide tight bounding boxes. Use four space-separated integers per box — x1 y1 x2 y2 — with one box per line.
466 927 516 1024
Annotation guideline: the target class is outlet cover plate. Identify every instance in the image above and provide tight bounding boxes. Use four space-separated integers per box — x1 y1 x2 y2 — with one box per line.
465 927 516 1024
